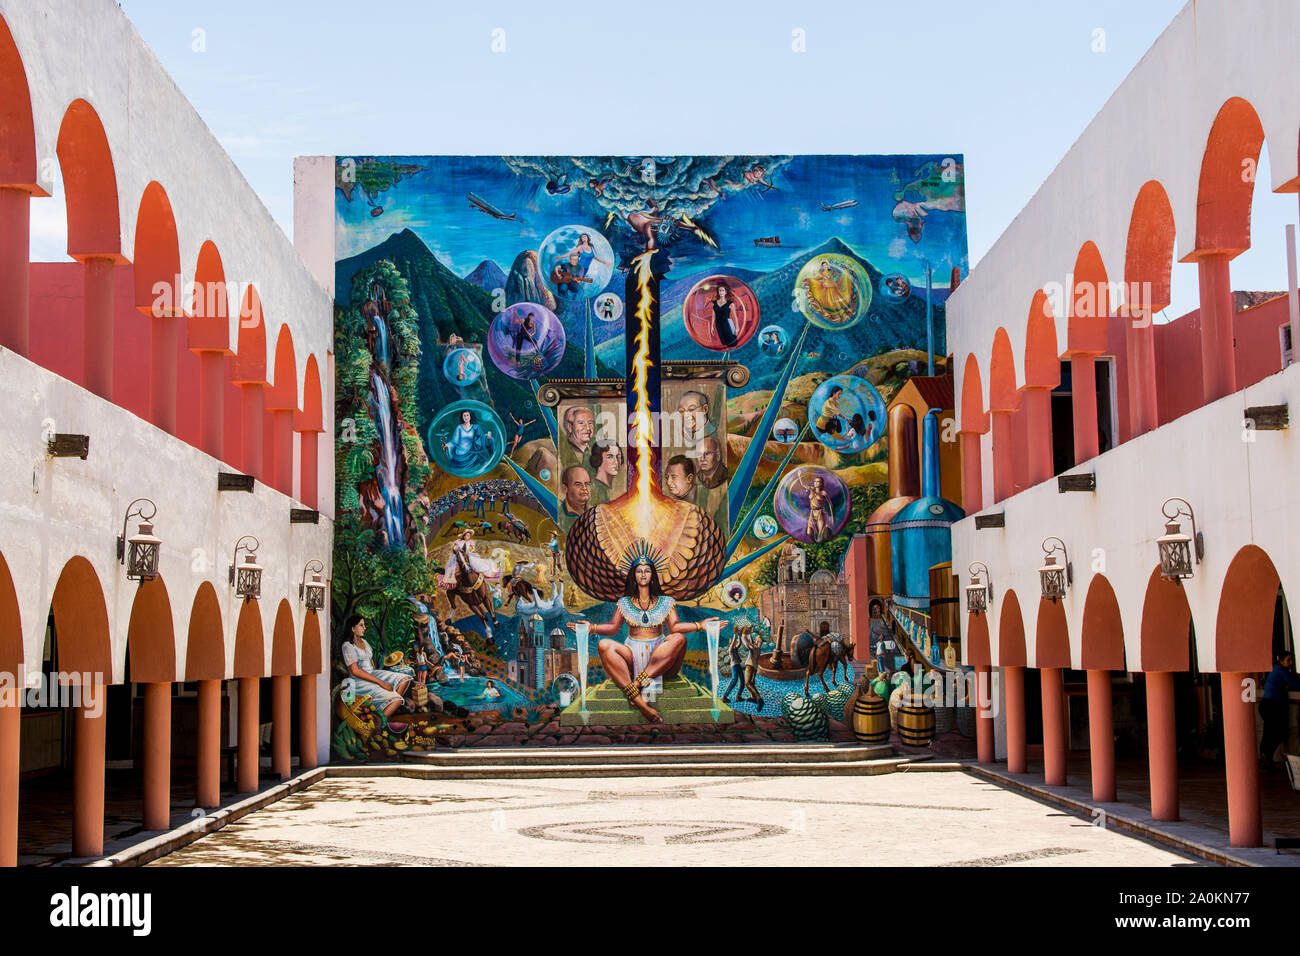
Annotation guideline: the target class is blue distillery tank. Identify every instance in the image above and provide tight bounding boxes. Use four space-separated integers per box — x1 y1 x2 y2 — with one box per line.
890 408 965 611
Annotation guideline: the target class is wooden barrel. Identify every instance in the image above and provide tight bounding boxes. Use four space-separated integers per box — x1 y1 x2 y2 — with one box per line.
852 694 890 745
897 698 935 747
928 563 959 658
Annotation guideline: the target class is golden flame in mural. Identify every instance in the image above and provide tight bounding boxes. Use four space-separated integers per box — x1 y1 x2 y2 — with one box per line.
630 250 656 537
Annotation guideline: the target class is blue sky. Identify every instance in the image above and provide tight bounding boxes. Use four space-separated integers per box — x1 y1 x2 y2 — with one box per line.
30 0 1298 320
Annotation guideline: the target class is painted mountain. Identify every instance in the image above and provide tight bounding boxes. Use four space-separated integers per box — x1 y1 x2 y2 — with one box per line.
596 237 946 393
464 259 507 293
336 229 620 450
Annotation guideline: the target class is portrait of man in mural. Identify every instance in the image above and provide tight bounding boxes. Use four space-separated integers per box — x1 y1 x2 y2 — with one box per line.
561 404 597 462
676 389 716 444
694 435 727 524
663 455 698 503
560 465 593 519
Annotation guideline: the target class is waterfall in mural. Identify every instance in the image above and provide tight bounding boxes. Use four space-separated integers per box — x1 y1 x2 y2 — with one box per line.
369 367 406 549
373 312 390 371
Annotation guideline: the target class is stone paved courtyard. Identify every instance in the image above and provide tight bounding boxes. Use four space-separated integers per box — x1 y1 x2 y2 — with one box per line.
150 771 1203 866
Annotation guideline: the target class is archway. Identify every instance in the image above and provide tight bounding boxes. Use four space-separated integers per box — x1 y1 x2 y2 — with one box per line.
56 100 122 402
269 600 297 779
1080 574 1127 802
232 599 265 794
1035 596 1071 785
0 551 22 866
988 328 1018 503
997 590 1028 773
1138 566 1193 823
265 327 298 497
185 582 226 808
958 353 988 513
0 13 39 358
231 287 268 481
189 240 231 461
1023 290 1059 483
297 355 325 509
125 577 177 830
299 611 324 771
965 609 993 763
132 182 186 437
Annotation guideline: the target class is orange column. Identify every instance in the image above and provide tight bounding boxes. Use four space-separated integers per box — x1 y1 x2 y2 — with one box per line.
1041 667 1066 786
1146 670 1178 821
1010 403 1029 495
1087 669 1115 802
142 682 171 830
198 351 225 460
150 313 179 434
72 678 106 858
1197 254 1237 403
83 257 116 400
959 431 982 513
272 409 294 497
271 674 291 779
1071 355 1099 463
299 431 319 509
298 674 317 772
1221 672 1262 847
196 679 221 808
990 410 1014 503
1022 386 1053 484
1125 316 1159 436
1004 665 1027 773
236 677 259 794
0 188 30 356
239 384 265 481
0 681 19 867
974 665 995 763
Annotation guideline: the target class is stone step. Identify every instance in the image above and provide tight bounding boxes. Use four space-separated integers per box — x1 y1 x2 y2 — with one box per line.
589 677 710 700
401 743 892 766
341 755 912 779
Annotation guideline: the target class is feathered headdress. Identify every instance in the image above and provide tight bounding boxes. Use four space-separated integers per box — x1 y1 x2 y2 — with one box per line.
617 538 667 575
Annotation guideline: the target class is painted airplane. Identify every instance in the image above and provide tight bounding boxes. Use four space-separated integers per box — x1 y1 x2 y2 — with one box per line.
819 199 859 211
468 192 525 223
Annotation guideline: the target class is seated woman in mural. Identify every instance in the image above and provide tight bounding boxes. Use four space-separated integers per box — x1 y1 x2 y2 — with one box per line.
802 258 858 325
567 544 726 723
439 527 502 590
442 409 496 472
339 615 413 724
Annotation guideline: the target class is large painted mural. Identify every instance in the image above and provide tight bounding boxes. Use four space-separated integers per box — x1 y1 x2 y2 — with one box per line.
331 155 971 758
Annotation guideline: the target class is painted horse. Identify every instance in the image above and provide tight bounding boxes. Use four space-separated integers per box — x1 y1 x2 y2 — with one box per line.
444 544 498 643
803 632 855 696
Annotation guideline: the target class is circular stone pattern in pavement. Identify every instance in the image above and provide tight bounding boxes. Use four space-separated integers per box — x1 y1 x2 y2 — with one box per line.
516 819 786 846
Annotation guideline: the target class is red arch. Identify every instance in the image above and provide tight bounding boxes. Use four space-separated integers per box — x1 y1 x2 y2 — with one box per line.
1139 567 1190 671
301 612 323 675
1194 97 1266 257
0 553 21 674
232 600 265 678
127 577 176 683
132 182 181 317
1024 290 1060 388
1068 242 1109 354
1080 574 1125 670
50 556 112 680
270 600 297 676
1216 545 1282 673
988 327 1018 412
55 99 121 260
296 354 324 434
997 590 1027 667
230 286 267 385
1036 598 1071 668
1124 181 1175 315
966 611 991 667
265 325 298 412
185 582 225 680
0 15 37 187
188 240 229 352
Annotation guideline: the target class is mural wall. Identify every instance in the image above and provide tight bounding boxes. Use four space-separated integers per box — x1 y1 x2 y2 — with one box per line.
331 155 971 758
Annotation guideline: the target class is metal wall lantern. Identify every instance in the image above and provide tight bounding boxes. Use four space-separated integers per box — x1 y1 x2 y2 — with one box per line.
1038 537 1072 602
229 535 263 601
1157 497 1204 582
966 561 994 614
299 559 327 611
116 497 162 582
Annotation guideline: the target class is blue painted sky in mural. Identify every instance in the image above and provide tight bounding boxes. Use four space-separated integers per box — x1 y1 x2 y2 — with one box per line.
335 154 969 290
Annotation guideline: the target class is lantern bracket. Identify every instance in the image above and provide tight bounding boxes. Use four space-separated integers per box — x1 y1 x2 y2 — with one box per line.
1041 536 1072 585
1161 497 1203 562
967 561 994 606
117 497 158 562
229 535 261 586
299 558 326 601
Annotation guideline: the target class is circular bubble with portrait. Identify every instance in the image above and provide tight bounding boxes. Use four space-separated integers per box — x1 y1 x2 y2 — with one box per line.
774 465 851 544
593 292 623 323
757 324 789 356
538 225 615 303
809 374 887 454
794 253 872 329
879 272 912 302
720 580 749 608
427 400 507 479
752 514 778 539
442 347 483 387
487 303 565 380
683 274 760 351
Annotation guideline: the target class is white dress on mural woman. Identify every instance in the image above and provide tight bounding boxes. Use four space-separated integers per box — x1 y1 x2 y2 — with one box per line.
439 529 502 590
340 636 412 711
